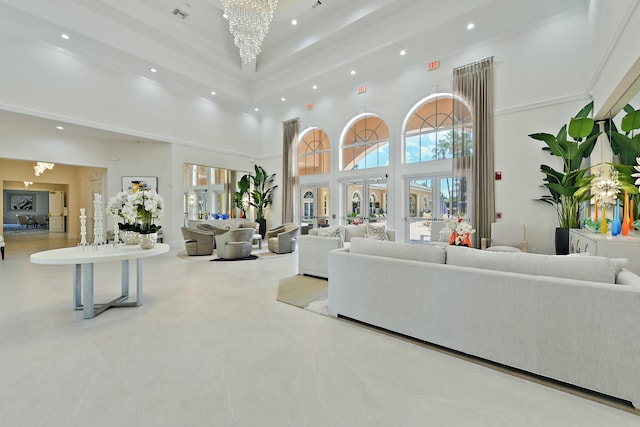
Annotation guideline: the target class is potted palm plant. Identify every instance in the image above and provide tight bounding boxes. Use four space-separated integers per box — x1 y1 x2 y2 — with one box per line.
242 165 277 236
529 101 600 254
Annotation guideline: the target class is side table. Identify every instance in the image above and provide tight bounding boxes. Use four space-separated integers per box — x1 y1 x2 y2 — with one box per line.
569 229 640 275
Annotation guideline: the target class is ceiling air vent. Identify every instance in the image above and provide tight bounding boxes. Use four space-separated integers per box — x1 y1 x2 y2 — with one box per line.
172 8 189 19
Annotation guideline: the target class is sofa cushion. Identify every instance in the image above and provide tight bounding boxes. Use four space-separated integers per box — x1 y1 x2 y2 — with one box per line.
317 226 343 240
345 225 366 242
446 245 625 284
350 237 446 264
365 223 389 241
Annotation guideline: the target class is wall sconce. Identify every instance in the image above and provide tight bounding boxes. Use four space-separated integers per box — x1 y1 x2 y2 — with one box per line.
34 161 55 176
24 181 33 188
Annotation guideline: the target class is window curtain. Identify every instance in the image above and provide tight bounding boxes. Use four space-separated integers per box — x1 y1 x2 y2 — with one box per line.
282 118 299 224
453 57 495 248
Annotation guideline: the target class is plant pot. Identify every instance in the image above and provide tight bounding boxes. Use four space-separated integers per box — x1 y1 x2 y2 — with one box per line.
555 227 570 255
139 232 157 249
121 230 139 245
257 219 267 238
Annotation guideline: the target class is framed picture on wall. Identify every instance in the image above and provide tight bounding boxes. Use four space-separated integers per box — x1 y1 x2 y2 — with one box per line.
122 176 158 193
10 193 35 211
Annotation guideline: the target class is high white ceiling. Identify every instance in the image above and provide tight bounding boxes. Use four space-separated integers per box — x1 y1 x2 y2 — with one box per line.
0 0 588 120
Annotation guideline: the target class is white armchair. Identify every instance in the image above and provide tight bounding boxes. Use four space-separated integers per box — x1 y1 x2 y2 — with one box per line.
267 223 299 254
481 223 528 252
0 235 4 260
214 228 255 259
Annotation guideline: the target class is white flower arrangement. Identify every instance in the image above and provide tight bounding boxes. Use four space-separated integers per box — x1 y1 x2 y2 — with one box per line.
440 215 475 245
106 190 164 233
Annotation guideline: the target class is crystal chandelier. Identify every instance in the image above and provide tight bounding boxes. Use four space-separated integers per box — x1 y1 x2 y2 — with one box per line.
221 0 278 64
34 161 55 176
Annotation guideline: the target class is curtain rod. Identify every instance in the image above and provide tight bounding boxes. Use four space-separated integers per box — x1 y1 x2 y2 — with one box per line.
453 56 494 72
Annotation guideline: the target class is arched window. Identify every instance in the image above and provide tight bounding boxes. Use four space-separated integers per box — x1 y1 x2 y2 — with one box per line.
404 95 472 163
298 128 330 176
342 114 389 170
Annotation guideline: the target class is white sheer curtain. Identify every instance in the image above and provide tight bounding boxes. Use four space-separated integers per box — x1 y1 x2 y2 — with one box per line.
453 57 495 247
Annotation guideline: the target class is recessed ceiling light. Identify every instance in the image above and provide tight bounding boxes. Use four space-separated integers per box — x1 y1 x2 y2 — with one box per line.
281 97 286 102
291 19 297 25
350 70 356 75
223 12 228 19
210 91 216 96
60 34 69 40
254 107 260 112
150 68 157 73
467 22 475 30
56 126 64 130
400 49 406 56
312 84 318 90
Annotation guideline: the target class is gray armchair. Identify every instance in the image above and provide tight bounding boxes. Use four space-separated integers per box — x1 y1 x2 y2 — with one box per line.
196 223 230 248
180 227 215 256
215 228 255 259
267 223 299 254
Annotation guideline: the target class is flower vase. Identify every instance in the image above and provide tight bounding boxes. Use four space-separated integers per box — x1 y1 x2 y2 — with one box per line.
139 232 157 249
121 230 139 245
612 201 621 237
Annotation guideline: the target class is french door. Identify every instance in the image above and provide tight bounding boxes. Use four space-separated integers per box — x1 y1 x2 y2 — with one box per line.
344 178 388 225
299 185 330 228
407 176 452 243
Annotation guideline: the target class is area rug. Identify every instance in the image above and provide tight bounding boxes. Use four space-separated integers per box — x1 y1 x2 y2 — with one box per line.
210 254 258 261
277 274 329 316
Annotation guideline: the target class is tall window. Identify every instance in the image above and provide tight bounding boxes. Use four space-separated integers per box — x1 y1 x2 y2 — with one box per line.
342 114 389 170
298 128 330 176
404 95 472 163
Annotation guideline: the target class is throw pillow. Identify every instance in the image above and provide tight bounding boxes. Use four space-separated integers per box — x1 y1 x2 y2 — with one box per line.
366 223 388 241
317 226 343 240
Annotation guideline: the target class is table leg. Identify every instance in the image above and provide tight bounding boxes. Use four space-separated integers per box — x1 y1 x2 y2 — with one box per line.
136 258 143 306
82 263 94 319
121 259 129 298
73 264 81 310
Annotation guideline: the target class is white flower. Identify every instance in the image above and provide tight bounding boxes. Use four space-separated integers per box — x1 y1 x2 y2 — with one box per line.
632 157 640 187
107 189 164 228
440 214 475 244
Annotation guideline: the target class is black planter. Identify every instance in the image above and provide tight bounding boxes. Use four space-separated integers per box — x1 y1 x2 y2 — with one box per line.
257 218 267 238
555 227 570 255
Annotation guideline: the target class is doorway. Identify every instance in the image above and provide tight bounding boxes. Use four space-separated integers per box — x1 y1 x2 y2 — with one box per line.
299 185 330 229
407 176 452 243
344 178 388 225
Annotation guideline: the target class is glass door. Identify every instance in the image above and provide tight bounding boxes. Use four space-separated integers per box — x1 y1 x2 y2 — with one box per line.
299 185 330 229
344 178 388 225
407 176 452 243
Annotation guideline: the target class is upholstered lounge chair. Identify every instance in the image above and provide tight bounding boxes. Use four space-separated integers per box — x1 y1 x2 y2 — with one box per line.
180 227 215 256
0 235 4 260
214 228 254 259
196 223 230 248
481 223 528 252
267 223 299 254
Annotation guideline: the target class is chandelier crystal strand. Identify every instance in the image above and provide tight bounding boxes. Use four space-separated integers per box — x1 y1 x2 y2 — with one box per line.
222 0 278 64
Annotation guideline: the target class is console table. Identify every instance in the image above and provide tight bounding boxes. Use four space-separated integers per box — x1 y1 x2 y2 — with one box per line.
569 229 640 275
30 244 170 319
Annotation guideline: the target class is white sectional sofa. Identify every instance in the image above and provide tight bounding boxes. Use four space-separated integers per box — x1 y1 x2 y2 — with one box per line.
298 223 395 278
328 238 640 408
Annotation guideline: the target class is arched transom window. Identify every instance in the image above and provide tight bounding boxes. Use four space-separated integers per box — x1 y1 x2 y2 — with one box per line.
298 128 330 176
404 95 472 163
342 114 389 170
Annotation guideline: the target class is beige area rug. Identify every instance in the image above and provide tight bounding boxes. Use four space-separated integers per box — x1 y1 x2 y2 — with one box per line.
277 274 329 316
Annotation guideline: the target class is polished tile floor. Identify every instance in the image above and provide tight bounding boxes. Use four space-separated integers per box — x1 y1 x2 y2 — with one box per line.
1 232 638 426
